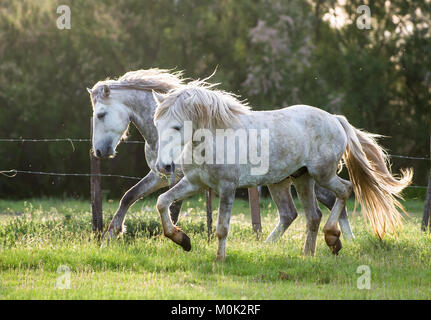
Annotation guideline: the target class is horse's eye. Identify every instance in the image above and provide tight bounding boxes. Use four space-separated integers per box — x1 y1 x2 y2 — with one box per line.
97 112 107 120
173 126 181 131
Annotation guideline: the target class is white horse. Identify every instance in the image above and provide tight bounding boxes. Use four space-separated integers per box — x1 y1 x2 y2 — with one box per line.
88 69 186 239
88 69 354 243
153 81 413 260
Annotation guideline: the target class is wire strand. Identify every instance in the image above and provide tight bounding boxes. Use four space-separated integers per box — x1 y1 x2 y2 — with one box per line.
389 154 430 161
0 169 141 180
0 138 145 144
0 138 428 158
0 169 427 188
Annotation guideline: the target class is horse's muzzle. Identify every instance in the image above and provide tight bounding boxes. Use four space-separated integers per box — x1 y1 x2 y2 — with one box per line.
94 146 115 159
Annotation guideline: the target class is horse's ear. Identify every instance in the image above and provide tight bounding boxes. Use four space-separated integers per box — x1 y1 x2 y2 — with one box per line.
152 90 165 105
103 85 110 97
86 88 92 95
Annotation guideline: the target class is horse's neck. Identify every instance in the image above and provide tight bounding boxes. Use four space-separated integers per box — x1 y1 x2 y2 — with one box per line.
124 90 158 148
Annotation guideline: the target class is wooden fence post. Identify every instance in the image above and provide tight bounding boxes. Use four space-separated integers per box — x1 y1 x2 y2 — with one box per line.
422 135 431 232
206 189 213 241
90 118 103 235
248 187 262 235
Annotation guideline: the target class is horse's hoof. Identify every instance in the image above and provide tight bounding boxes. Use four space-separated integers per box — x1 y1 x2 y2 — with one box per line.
169 228 191 251
324 229 340 245
331 238 342 255
180 232 192 251
324 229 342 255
100 234 111 248
100 226 122 247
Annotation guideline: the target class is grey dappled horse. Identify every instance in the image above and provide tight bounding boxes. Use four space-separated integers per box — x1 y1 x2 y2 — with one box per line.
153 81 412 260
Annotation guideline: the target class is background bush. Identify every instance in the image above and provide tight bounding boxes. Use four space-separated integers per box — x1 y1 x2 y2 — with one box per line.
0 0 429 199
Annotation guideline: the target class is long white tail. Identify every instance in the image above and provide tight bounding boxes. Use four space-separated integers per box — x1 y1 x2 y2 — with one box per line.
336 115 413 239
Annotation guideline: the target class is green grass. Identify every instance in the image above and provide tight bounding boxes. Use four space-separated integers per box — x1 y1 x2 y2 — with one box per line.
0 196 430 299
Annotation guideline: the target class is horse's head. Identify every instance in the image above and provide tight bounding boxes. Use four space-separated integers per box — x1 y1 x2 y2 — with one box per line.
153 91 190 175
88 84 130 159
152 82 251 175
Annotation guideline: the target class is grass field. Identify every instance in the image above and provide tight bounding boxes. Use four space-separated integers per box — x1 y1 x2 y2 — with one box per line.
0 195 430 299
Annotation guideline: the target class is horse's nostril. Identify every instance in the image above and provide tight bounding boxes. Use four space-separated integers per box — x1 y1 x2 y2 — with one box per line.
96 149 102 157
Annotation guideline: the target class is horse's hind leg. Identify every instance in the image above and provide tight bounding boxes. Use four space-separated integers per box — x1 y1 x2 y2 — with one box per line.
311 169 353 255
293 173 321 256
265 179 298 242
315 185 354 240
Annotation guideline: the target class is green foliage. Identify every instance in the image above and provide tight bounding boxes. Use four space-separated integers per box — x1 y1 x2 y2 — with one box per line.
0 0 429 198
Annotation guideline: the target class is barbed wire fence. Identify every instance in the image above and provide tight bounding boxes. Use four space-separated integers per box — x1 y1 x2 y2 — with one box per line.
0 138 145 179
0 137 429 186
1 134 431 234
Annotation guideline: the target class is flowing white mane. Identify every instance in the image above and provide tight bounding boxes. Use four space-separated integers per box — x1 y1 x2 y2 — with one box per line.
90 68 185 101
154 81 251 128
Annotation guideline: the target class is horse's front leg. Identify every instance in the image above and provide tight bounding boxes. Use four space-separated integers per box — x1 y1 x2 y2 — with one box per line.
156 177 201 251
216 183 236 261
105 171 166 240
